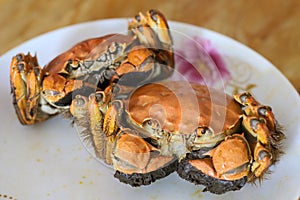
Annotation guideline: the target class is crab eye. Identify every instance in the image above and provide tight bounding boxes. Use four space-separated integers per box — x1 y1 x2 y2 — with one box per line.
65 60 80 73
143 119 160 130
146 119 154 126
195 127 213 137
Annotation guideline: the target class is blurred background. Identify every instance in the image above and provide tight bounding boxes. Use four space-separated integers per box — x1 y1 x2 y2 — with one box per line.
1 0 299 92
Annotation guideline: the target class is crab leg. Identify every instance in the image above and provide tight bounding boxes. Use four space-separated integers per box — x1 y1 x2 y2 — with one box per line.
128 9 174 72
177 134 251 194
234 92 285 180
250 142 272 179
70 92 114 164
129 10 173 50
10 53 54 124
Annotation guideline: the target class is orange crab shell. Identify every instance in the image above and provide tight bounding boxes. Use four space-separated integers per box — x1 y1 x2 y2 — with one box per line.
127 81 243 135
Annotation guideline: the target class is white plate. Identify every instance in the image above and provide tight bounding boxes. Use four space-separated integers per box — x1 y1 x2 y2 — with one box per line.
1 19 300 200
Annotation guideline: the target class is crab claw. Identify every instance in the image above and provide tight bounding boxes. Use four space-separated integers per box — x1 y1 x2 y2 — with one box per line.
10 53 56 125
194 134 252 180
113 130 177 186
129 9 172 49
177 134 251 194
128 9 174 75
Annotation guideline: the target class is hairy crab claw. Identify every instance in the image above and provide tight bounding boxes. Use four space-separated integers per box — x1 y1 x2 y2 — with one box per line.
112 130 178 187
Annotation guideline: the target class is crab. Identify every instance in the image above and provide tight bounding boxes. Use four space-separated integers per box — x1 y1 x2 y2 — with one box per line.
70 81 284 194
10 9 174 125
10 9 285 195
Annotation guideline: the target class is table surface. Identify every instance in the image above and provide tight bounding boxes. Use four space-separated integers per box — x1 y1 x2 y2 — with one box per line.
1 0 299 92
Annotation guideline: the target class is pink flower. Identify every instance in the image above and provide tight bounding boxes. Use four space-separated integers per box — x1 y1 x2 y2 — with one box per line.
171 36 230 87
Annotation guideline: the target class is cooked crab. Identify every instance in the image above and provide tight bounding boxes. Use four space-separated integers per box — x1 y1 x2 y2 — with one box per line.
70 81 284 194
10 9 284 195
10 9 174 125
